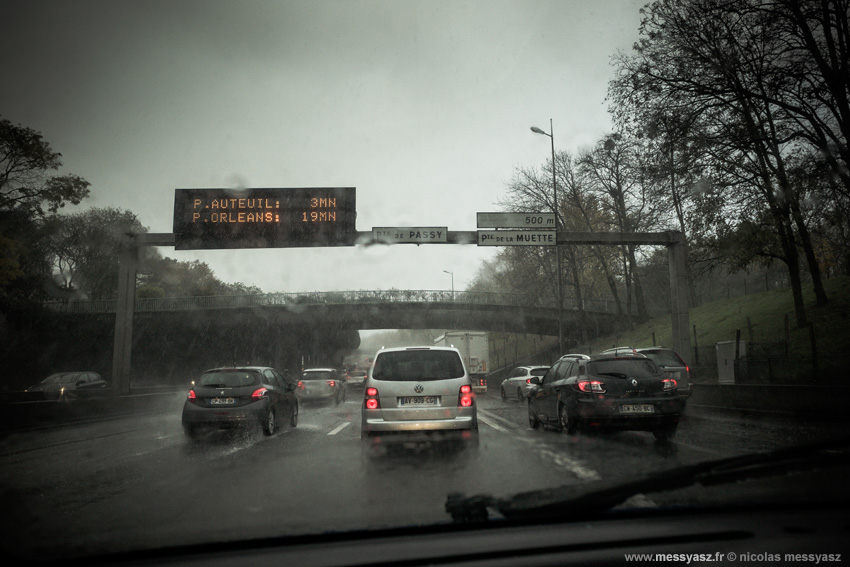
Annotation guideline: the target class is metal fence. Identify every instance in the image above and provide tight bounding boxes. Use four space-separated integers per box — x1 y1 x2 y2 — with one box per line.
43 290 633 316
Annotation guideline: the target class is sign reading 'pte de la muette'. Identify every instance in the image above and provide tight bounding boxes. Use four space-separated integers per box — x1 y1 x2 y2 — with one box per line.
173 187 356 250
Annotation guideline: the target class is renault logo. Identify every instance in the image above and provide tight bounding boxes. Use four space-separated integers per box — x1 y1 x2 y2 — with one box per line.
414 384 424 393
631 379 638 387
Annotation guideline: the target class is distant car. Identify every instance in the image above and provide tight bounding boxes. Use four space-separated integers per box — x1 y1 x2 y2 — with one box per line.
297 368 346 404
361 346 478 439
500 365 550 401
345 369 368 390
181 366 298 438
25 371 107 400
601 346 692 397
527 353 684 441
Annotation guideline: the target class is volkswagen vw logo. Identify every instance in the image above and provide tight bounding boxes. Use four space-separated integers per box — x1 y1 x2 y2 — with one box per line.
414 384 424 393
631 379 638 387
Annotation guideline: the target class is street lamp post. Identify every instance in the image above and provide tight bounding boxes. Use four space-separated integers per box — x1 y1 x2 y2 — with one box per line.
531 119 564 353
443 270 454 300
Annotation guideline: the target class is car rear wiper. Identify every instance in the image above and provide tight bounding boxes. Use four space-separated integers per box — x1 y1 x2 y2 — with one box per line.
445 436 850 523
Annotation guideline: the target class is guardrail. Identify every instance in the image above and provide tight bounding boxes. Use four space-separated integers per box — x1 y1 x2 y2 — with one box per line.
44 290 636 316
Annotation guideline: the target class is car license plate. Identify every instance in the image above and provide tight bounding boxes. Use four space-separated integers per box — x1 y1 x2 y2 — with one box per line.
210 397 235 405
398 396 439 406
620 404 654 414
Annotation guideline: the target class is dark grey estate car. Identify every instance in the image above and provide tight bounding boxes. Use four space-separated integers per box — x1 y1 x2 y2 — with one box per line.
182 366 298 438
25 371 107 400
527 353 685 441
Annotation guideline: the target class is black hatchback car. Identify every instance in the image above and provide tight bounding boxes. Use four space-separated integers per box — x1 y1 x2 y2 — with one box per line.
527 353 685 441
182 366 298 438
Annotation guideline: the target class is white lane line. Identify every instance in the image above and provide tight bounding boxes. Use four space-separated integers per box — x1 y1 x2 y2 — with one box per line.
478 409 521 429
478 414 509 433
327 422 351 436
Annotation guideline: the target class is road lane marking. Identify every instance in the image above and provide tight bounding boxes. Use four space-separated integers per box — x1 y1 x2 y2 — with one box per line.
327 422 351 435
478 414 509 433
478 409 521 429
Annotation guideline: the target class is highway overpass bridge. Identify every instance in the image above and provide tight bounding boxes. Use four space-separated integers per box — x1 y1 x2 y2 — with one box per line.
44 289 631 337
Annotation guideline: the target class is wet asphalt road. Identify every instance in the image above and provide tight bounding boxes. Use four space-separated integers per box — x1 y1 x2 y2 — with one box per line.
0 388 845 560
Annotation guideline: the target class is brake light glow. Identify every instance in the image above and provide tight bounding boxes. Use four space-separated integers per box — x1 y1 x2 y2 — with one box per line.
365 387 380 410
577 380 606 393
187 390 196 400
526 378 531 384
459 384 474 407
297 381 305 390
251 387 268 399
327 380 336 387
662 378 678 391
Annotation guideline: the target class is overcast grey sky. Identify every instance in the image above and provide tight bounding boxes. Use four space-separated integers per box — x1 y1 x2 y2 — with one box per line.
2 0 645 294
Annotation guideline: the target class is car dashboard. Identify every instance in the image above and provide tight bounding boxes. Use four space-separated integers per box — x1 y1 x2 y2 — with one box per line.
86 502 848 567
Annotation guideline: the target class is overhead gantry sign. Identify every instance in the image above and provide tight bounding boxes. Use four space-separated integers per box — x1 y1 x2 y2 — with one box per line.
110 189 690 396
172 187 357 250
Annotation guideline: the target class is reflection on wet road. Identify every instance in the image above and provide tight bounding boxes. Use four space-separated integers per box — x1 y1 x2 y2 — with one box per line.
0 390 845 559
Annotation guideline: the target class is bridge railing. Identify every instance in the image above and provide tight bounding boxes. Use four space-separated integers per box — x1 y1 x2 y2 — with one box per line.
43 290 635 316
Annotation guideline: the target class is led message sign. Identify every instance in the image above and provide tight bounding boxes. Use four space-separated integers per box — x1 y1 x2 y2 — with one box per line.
173 187 356 250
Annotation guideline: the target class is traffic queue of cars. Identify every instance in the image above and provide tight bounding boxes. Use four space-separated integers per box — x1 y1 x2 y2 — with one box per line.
179 347 481 441
178 345 686 443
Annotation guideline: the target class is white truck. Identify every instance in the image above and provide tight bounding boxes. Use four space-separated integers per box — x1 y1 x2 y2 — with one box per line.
433 331 489 393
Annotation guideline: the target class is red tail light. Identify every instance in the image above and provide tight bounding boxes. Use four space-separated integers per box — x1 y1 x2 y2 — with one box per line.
187 390 196 400
297 381 305 390
365 387 380 409
251 387 268 399
327 380 336 387
662 378 677 391
526 378 531 384
459 384 473 407
577 380 606 393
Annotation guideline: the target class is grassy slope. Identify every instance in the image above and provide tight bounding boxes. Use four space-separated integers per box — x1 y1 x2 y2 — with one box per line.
585 276 850 379
489 276 849 379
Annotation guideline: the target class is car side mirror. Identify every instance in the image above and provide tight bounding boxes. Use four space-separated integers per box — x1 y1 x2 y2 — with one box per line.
529 376 541 385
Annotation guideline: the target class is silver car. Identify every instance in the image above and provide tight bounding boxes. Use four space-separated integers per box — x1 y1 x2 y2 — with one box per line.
500 365 550 402
297 368 346 404
361 346 478 439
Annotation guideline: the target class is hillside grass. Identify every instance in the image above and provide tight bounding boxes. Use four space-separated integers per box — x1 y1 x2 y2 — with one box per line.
590 276 849 356
492 276 850 380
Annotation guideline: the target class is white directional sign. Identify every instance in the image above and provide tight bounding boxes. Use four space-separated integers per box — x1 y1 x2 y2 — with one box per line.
477 230 557 246
477 212 556 229
373 227 448 244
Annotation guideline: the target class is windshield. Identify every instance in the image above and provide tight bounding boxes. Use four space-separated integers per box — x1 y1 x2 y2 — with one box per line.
587 359 660 378
198 370 261 388
302 371 334 380
639 350 686 368
2 0 848 562
40 373 79 385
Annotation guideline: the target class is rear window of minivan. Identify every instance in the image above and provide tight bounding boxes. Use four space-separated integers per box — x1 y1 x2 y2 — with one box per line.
371 350 465 381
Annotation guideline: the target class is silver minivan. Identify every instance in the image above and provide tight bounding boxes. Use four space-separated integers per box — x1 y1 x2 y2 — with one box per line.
360 346 478 438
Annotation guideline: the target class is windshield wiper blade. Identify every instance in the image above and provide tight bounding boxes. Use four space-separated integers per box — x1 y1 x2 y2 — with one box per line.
446 436 850 523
